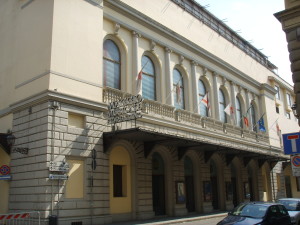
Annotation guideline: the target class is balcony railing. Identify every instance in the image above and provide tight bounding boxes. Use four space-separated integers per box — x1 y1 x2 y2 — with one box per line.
103 87 269 143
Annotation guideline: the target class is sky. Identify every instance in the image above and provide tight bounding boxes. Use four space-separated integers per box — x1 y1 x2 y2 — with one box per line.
195 0 293 85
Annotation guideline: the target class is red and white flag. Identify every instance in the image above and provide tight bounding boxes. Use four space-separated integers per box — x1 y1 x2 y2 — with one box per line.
201 93 209 108
224 103 234 116
136 70 142 94
276 122 281 136
243 116 249 127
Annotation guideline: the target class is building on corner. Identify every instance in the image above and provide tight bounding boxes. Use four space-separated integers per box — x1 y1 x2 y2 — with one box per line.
0 0 299 224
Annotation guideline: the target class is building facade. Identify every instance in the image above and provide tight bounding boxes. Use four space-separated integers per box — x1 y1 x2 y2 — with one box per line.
0 0 299 224
275 0 300 124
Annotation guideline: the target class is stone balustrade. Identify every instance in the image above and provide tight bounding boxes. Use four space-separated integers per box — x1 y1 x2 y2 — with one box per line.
103 87 269 143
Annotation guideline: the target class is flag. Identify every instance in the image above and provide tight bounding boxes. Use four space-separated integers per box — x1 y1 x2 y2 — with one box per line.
136 70 142 94
258 116 266 132
276 122 281 136
201 93 209 108
224 103 234 117
243 116 249 127
176 83 181 103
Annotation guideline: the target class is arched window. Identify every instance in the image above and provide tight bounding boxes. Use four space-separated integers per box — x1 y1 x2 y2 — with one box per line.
198 80 208 116
141 56 156 100
250 104 256 131
103 39 121 89
173 69 184 109
219 89 227 123
236 97 242 127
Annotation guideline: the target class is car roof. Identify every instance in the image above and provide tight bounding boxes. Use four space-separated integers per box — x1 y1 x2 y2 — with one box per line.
242 201 284 206
278 198 300 201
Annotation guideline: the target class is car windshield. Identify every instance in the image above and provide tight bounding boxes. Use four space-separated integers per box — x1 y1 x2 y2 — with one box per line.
230 204 268 218
277 200 300 211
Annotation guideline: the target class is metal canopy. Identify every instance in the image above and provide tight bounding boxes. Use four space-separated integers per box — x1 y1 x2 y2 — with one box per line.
103 127 285 164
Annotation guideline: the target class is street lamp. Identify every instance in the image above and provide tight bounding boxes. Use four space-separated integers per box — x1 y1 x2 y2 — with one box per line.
6 133 15 149
292 103 299 118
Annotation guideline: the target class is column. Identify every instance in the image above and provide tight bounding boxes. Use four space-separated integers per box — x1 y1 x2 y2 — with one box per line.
191 61 199 113
165 47 173 105
230 81 236 125
132 31 141 95
212 72 219 120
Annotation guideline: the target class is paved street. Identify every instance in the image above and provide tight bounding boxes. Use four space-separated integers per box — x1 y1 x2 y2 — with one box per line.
109 213 227 225
169 216 225 225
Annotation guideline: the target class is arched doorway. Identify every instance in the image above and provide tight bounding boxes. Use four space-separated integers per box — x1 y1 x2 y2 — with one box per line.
109 146 132 214
230 164 238 207
210 160 219 210
184 156 195 212
152 152 166 215
248 167 255 201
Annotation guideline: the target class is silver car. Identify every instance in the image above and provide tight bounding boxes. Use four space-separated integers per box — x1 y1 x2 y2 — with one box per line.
277 198 300 225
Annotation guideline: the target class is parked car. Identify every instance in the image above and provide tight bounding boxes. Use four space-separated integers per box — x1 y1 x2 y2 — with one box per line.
217 202 292 225
277 198 300 225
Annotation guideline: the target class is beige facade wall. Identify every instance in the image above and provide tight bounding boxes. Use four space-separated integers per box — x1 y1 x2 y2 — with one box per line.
50 0 104 103
118 0 274 85
0 0 53 109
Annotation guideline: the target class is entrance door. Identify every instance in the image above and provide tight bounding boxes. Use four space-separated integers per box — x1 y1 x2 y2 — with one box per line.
230 164 238 207
231 177 238 207
152 153 166 216
285 176 292 198
249 177 254 201
211 176 219 210
152 175 165 215
185 156 195 212
210 160 219 210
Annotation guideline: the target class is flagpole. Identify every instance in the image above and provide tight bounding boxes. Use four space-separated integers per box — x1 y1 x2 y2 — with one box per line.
253 112 266 130
134 60 149 93
268 118 279 132
238 104 252 126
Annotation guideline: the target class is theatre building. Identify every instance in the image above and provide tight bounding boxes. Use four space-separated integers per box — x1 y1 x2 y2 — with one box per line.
0 0 299 224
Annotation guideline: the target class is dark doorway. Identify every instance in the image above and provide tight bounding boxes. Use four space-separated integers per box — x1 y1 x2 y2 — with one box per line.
248 167 255 201
231 164 238 207
285 176 292 198
184 156 195 212
152 152 166 215
210 160 219 210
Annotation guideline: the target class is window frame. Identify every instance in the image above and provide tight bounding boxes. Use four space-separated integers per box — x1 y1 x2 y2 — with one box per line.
198 79 208 116
219 89 227 123
141 55 156 100
103 39 121 90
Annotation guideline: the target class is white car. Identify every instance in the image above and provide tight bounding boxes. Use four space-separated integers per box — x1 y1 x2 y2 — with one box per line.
277 198 300 225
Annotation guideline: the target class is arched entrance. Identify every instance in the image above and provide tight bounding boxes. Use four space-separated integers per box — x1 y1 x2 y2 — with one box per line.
230 164 238 207
248 167 255 201
109 146 132 214
152 152 166 215
184 156 195 212
210 160 219 210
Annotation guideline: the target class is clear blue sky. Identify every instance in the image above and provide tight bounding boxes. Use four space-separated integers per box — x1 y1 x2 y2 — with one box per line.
195 0 292 85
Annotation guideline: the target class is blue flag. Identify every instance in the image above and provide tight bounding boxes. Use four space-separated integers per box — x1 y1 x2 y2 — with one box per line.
258 117 266 132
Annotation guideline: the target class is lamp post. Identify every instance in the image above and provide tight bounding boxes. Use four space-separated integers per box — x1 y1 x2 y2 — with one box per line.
6 133 15 150
292 103 299 119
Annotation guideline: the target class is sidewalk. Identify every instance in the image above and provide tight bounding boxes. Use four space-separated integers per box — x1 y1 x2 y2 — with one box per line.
109 211 227 225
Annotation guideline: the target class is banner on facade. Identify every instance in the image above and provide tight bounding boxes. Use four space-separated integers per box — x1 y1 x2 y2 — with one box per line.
107 95 143 125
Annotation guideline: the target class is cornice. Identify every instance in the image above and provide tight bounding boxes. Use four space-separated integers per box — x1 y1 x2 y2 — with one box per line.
268 76 294 93
6 90 107 115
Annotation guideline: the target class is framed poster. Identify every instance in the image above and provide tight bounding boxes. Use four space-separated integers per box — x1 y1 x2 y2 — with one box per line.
226 182 233 201
203 181 212 201
244 182 250 199
176 181 186 204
